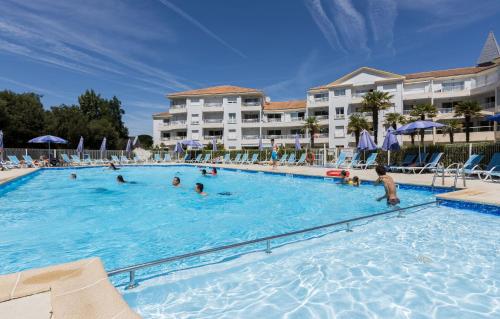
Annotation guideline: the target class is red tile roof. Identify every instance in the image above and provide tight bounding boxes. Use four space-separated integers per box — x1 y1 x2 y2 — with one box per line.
405 66 495 80
168 85 262 97
263 100 306 111
152 111 171 118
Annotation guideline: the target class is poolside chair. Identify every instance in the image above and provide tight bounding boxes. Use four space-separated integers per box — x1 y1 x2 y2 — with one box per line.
237 153 248 164
441 154 484 178
220 153 231 164
404 152 443 174
120 155 130 164
22 155 38 167
295 153 307 165
328 152 346 168
286 153 296 165
163 154 172 162
478 153 500 181
245 153 259 164
70 155 83 166
190 154 202 163
82 154 94 165
0 161 13 170
201 153 211 163
153 153 162 163
355 152 378 170
279 154 289 165
110 155 121 164
231 153 242 164
5 156 21 168
61 154 72 166
389 154 417 172
344 152 361 168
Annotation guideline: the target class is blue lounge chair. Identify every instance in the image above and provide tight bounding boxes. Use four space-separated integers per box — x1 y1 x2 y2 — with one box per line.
389 154 417 172
404 152 443 174
245 153 259 164
201 153 211 163
238 153 248 164
82 155 94 165
182 154 191 162
110 155 120 164
355 153 378 170
6 156 21 168
345 152 361 168
286 153 296 165
295 153 307 165
279 154 289 165
70 155 83 165
478 153 500 181
220 153 231 164
190 154 202 163
329 152 346 168
154 154 162 162
231 153 242 164
443 154 484 177
22 155 37 167
120 156 130 164
163 154 172 162
61 154 72 166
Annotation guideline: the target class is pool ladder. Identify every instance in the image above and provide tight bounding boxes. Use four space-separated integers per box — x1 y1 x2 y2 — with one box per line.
431 163 466 190
107 201 440 290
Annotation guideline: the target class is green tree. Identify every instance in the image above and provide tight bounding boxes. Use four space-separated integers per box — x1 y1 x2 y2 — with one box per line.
361 91 393 143
410 103 438 143
0 90 45 147
347 113 370 145
384 112 405 130
137 135 153 149
44 105 89 147
442 119 462 144
88 118 120 149
454 100 482 142
302 116 320 148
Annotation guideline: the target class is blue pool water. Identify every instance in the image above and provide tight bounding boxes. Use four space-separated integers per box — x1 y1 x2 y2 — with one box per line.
0 166 440 275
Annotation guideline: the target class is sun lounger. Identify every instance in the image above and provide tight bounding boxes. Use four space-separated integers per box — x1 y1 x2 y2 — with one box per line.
231 153 242 164
163 154 172 162
82 155 94 165
237 153 248 164
120 156 130 164
153 153 161 162
201 153 211 163
61 154 72 166
220 153 231 164
286 153 296 165
478 153 500 181
279 154 289 165
1 161 13 170
244 153 259 164
344 152 360 168
22 155 38 167
181 154 190 162
328 152 346 168
354 152 378 170
389 154 417 172
110 155 121 164
404 152 443 174
442 154 484 178
7 155 24 168
71 155 83 165
294 153 307 165
189 154 202 163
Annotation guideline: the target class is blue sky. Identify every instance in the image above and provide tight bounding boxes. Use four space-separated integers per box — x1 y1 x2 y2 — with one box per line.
1 0 499 135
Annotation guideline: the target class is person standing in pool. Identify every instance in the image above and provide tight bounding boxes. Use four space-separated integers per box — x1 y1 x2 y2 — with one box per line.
109 162 120 170
172 176 181 187
195 183 207 196
374 165 400 206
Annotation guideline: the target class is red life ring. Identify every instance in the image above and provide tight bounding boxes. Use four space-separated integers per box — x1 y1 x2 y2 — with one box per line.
326 169 349 177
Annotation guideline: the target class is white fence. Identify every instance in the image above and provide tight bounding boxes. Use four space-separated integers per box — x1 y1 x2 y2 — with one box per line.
1 148 129 161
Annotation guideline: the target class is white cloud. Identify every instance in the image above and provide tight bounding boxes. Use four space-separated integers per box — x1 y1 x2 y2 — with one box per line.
367 0 397 50
304 0 345 53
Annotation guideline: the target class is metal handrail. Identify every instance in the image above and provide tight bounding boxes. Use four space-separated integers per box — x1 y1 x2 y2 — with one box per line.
108 200 439 288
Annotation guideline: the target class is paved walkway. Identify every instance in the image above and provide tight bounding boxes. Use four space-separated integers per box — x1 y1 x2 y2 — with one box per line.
1 164 499 206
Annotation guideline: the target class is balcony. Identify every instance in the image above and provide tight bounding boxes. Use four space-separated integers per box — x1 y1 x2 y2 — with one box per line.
202 119 224 128
169 104 187 113
334 114 345 120
438 108 454 114
204 102 223 107
190 120 200 125
403 109 412 115
173 136 186 140
203 102 223 112
242 101 261 106
227 119 237 124
315 115 329 121
310 97 329 107
242 118 260 123
203 119 223 123
242 134 260 140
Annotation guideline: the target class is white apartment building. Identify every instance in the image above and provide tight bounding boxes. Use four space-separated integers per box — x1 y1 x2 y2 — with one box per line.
153 32 500 149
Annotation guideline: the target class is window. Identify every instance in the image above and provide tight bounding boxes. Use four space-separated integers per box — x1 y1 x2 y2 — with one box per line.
190 98 200 105
177 132 187 138
334 126 345 138
162 119 170 124
291 112 305 121
383 84 397 92
290 129 301 135
267 113 281 122
243 114 259 122
335 107 345 119
334 89 346 96
227 97 237 104
314 110 328 116
161 132 170 139
191 113 199 125
442 81 464 92
228 129 237 140
314 93 328 101
354 88 371 97
267 130 281 136
243 98 260 106
485 96 495 108
228 113 237 123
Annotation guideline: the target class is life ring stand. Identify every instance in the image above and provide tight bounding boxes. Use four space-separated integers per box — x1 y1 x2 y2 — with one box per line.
326 169 349 177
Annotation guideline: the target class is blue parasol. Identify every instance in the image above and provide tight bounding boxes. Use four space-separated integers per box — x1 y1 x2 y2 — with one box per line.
76 136 84 156
28 135 68 160
294 134 301 150
357 130 377 151
100 137 107 159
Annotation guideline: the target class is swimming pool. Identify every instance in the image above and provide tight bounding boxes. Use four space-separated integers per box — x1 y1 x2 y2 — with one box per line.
0 165 440 276
124 204 500 319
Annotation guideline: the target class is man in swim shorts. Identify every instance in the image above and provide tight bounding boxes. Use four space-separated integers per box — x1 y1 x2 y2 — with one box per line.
270 139 278 169
172 176 181 187
374 165 400 206
195 183 207 196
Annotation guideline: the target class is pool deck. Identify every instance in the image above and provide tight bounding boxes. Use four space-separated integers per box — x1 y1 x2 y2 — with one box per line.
1 164 499 206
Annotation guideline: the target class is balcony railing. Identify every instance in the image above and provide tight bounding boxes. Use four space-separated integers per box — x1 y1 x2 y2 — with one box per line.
242 118 260 123
314 97 329 102
173 136 186 140
170 104 186 110
227 119 237 124
439 85 465 92
242 135 260 140
315 115 329 121
169 120 187 125
242 101 261 106
290 117 305 122
438 108 454 114
204 102 223 107
203 135 223 140
334 115 345 120
403 110 412 115
353 92 368 98
191 121 200 125
203 119 223 124
266 118 282 122
262 134 306 140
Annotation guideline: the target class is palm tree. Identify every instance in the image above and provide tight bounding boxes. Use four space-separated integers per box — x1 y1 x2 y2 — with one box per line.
454 100 482 142
361 91 393 144
409 103 438 143
384 112 405 130
347 113 370 145
302 116 320 148
442 119 462 144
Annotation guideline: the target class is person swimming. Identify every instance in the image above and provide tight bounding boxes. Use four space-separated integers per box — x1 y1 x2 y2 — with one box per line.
374 165 400 206
351 176 360 187
116 175 126 183
172 176 181 187
201 169 207 176
109 162 120 170
338 170 350 184
195 182 207 196
211 167 217 175
70 173 77 179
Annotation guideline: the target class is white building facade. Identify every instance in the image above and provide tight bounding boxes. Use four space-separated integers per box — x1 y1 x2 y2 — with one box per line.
153 32 500 149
